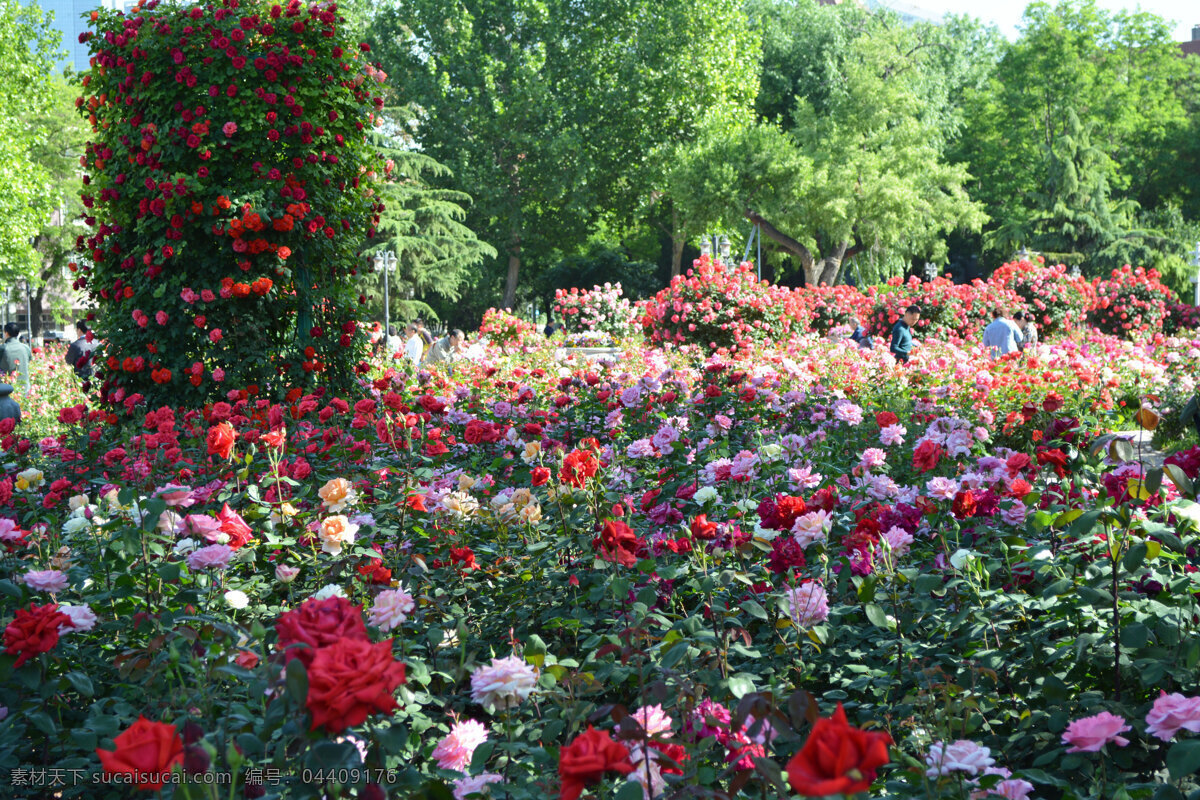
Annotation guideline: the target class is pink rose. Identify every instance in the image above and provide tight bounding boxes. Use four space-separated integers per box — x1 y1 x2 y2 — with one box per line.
1061 711 1131 752
155 311 169 325
1146 693 1200 741
222 121 237 136
210 329 223 343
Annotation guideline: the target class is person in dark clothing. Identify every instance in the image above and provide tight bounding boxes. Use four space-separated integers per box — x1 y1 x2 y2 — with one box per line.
848 319 873 350
889 305 921 363
65 320 97 379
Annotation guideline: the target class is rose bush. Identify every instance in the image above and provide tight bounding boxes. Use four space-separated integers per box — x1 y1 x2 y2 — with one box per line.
1089 265 1177 339
77 0 383 408
989 257 1095 337
553 283 637 339
640 255 805 351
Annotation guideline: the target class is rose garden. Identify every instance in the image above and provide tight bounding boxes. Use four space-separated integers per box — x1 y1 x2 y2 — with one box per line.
5 0 1200 799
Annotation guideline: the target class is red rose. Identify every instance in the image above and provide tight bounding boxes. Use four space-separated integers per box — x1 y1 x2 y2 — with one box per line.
1036 447 1070 478
463 419 487 445
911 440 944 473
951 490 976 519
558 726 634 800
1042 392 1064 413
306 637 406 733
206 422 236 459
560 449 599 488
96 716 184 790
875 411 899 428
405 494 428 512
530 467 550 487
275 596 368 667
5 603 70 667
217 503 253 550
595 519 640 567
690 514 719 541
786 703 892 797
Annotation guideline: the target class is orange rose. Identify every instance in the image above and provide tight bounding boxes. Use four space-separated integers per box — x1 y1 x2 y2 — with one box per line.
306 637 406 733
96 716 184 790
318 477 357 512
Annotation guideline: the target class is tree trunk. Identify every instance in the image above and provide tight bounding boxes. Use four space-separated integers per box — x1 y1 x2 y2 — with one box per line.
744 210 818 282
502 230 521 310
29 286 44 339
670 207 685 279
817 242 850 286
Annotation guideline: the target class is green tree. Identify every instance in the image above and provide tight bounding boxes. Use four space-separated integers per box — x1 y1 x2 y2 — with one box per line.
955 0 1194 266
371 0 759 312
0 0 61 285
361 140 497 325
26 76 89 338
672 1 985 285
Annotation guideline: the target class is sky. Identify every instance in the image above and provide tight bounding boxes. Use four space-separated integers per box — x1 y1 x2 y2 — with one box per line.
880 0 1197 41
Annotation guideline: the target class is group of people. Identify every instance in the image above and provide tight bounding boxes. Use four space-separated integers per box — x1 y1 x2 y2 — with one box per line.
855 304 1040 364
383 319 467 371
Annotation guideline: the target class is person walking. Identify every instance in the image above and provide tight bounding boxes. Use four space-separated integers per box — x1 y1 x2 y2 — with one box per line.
404 323 423 368
0 323 33 391
1014 312 1038 350
889 305 920 363
982 307 1023 359
64 320 98 379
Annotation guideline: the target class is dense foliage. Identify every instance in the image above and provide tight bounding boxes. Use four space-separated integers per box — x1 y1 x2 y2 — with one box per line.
77 0 384 407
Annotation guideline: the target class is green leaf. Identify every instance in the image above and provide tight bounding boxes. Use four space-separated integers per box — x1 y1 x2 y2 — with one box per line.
863 603 894 631
1123 541 1148 572
285 657 308 704
727 674 755 699
64 671 93 697
739 599 768 620
615 780 645 800
1167 739 1200 780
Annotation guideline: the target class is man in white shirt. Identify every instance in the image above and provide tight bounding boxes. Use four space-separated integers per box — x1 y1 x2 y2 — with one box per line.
982 308 1023 359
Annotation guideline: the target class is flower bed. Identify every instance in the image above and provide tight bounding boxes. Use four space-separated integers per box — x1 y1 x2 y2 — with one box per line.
3 329 1200 798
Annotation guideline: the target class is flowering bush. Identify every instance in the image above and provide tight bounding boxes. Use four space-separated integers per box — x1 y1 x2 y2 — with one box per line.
641 256 804 351
77 0 384 408
989 258 1095 337
478 307 536 348
1089 265 1177 339
553 282 637 338
1164 302 1200 336
794 284 873 335
864 276 1027 344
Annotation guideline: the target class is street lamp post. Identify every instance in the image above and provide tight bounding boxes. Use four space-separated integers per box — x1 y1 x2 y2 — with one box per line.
700 235 730 261
1190 242 1200 306
372 250 397 337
